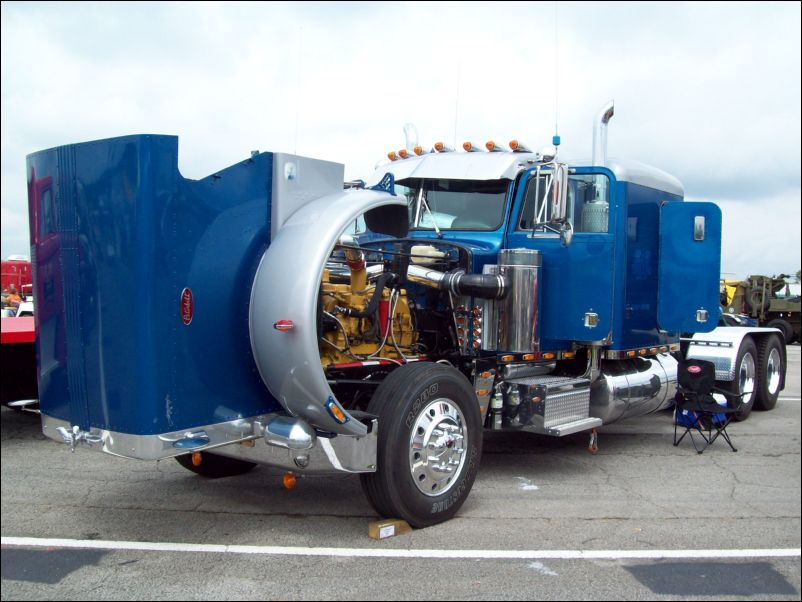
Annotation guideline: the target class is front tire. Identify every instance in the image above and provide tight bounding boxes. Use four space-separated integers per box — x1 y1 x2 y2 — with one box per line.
175 451 257 478
755 334 784 411
360 362 482 528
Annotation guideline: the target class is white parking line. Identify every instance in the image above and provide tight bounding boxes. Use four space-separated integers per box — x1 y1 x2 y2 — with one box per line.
2 537 800 561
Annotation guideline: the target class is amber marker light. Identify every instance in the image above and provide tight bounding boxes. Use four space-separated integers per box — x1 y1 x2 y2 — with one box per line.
564 351 575 359
413 145 424 155
463 141 473 151
434 142 445 152
283 472 297 490
398 149 409 159
388 151 398 161
627 351 636 358
501 355 514 362
191 452 202 467
522 353 536 361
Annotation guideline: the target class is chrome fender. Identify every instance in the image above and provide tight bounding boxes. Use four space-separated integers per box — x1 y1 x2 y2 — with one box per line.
249 189 405 437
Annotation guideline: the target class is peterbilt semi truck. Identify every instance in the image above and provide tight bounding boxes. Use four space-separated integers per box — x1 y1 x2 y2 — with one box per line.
27 103 786 528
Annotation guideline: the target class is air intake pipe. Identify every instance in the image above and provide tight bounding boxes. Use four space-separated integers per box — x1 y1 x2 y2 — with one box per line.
406 264 508 300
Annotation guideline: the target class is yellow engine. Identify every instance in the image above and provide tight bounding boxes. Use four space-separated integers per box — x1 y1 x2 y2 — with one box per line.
319 265 417 367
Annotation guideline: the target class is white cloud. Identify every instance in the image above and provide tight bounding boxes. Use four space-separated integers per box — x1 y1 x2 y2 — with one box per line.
2 1 800 276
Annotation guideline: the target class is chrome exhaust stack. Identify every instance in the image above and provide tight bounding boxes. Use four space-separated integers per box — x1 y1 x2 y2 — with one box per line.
592 100 615 168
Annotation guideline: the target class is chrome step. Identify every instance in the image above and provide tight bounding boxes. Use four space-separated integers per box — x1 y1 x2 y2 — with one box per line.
525 416 602 437
505 375 593 434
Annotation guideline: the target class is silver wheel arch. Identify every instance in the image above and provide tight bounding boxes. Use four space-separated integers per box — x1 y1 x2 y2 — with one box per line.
249 189 406 437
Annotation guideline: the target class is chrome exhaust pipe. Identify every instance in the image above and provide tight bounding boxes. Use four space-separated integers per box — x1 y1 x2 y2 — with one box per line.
592 100 615 168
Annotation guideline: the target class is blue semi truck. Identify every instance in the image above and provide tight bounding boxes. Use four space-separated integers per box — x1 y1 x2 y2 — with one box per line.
27 103 786 527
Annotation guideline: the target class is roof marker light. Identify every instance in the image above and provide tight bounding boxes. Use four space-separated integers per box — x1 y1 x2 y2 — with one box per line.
509 140 532 153
398 149 410 159
485 140 504 152
434 142 454 153
387 151 398 161
413 145 425 156
463 141 482 152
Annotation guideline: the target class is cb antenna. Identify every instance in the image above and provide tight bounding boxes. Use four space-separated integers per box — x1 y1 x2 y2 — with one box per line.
553 1 561 148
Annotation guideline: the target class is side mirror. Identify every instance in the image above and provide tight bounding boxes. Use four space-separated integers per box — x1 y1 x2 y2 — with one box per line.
559 221 573 247
550 163 568 224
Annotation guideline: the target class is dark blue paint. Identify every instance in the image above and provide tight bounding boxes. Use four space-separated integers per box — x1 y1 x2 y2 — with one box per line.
657 201 722 332
28 135 281 435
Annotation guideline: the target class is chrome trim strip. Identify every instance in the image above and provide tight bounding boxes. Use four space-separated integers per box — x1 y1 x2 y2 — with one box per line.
41 413 269 461
41 412 378 474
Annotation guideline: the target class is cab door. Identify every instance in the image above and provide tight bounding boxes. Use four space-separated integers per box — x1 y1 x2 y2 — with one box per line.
657 202 721 333
505 167 618 344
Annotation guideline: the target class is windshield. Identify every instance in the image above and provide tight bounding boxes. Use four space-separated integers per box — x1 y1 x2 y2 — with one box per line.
399 178 509 231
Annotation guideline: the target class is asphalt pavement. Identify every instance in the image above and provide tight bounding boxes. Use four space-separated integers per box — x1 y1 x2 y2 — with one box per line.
2 344 799 600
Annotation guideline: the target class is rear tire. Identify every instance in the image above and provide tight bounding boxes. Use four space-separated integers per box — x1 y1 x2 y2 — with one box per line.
723 337 757 422
360 362 482 528
175 451 257 478
766 319 794 345
755 334 784 411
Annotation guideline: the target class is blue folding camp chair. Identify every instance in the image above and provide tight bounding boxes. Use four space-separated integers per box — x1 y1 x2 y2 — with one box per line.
673 359 743 454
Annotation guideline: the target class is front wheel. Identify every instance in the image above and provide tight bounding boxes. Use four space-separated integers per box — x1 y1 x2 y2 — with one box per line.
175 451 257 478
360 362 482 528
755 334 784 411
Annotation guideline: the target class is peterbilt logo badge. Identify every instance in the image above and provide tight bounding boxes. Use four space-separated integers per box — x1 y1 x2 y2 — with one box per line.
687 365 702 374
180 288 194 325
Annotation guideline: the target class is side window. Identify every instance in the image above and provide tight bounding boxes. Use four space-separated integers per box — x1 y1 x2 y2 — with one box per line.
517 173 610 233
572 174 609 233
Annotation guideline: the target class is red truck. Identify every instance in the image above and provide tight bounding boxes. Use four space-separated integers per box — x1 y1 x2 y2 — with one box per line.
1 257 32 292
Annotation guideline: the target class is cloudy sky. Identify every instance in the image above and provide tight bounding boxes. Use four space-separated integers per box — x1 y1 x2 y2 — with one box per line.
1 1 800 279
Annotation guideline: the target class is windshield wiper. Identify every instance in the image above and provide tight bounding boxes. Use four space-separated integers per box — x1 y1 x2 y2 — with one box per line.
417 189 442 238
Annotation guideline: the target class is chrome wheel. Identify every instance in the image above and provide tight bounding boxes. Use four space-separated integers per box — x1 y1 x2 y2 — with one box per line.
737 352 756 399
409 398 467 496
765 348 781 396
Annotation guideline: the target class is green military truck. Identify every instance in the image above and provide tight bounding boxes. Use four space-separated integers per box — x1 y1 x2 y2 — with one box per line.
721 274 800 343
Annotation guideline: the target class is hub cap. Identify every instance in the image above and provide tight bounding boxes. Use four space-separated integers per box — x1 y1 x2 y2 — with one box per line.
765 348 782 395
409 398 467 496
738 352 756 400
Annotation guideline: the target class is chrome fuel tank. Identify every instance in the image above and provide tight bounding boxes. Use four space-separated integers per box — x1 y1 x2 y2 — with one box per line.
589 353 678 424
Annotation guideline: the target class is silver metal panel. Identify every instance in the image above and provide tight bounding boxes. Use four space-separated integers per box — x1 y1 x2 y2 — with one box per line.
507 375 589 388
543 388 591 428
213 420 378 474
41 412 378 474
480 264 500 351
270 154 344 239
365 151 541 185
497 249 541 353
684 326 779 382
589 353 678 424
250 190 406 437
525 417 602 437
41 412 268 461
